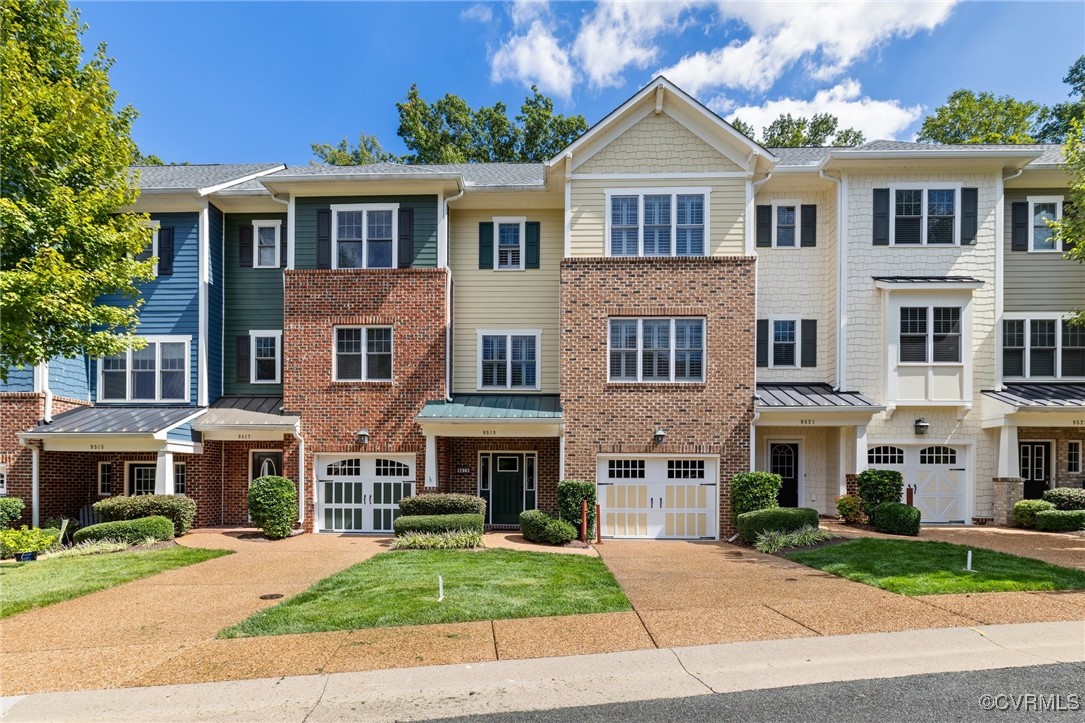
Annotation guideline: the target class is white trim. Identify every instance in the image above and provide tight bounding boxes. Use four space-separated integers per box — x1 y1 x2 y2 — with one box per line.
476 329 542 390
887 183 963 247
1026 195 1064 252
994 172 1005 389
767 316 802 368
769 200 803 249
97 461 112 497
197 164 285 196
1067 439 1083 475
569 106 653 172
1017 438 1055 487
492 216 527 271
765 438 803 508
603 187 711 258
286 196 296 270
249 330 283 384
885 293 972 406
837 172 849 391
197 203 209 407
607 317 706 384
332 325 394 383
329 202 400 270
477 451 539 525
436 190 447 269
1000 313 1083 381
861 441 974 524
563 172 572 258
141 220 161 277
744 178 755 257
571 171 749 180
251 220 282 269
97 335 193 403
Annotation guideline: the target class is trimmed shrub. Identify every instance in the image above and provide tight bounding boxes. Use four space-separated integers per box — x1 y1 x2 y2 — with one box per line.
390 531 484 550
754 525 840 554
1013 499 1056 528
1042 488 1085 511
247 476 297 540
1034 509 1085 532
0 497 25 528
94 494 197 535
393 513 484 537
736 507 819 543
856 469 904 521
835 494 865 524
398 493 486 517
72 516 175 546
732 472 782 521
0 526 60 558
519 509 577 545
872 502 921 536
557 480 596 537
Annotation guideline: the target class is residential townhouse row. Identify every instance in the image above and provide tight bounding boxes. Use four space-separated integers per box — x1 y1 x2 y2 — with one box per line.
2 78 1082 539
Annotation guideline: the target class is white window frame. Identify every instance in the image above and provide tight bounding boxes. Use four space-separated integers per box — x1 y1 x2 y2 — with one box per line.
604 187 711 258
476 329 542 390
492 216 526 271
896 306 963 366
330 203 399 270
97 335 191 403
771 200 802 249
332 325 394 382
1001 313 1083 380
137 220 161 278
249 330 283 385
1027 196 1064 253
889 183 962 246
768 315 801 368
885 291 974 406
97 461 112 497
252 220 282 269
1068 440 1083 475
607 317 706 383
0 462 7 496
174 462 186 495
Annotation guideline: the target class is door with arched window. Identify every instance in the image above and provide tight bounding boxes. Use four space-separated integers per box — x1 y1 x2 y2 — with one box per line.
769 442 800 507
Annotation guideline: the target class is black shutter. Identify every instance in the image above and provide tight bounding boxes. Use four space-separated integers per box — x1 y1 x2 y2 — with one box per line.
801 320 817 367
756 205 772 247
398 208 414 268
756 319 768 368
280 223 288 267
239 225 253 268
961 188 978 245
236 335 250 383
873 189 890 245
800 205 817 247
525 221 541 269
479 222 494 269
316 209 332 269
1011 202 1029 251
156 227 174 275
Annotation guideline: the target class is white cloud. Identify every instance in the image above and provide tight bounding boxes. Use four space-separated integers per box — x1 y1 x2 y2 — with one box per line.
662 1 957 95
460 3 493 24
491 20 576 99
510 0 550 27
720 80 924 141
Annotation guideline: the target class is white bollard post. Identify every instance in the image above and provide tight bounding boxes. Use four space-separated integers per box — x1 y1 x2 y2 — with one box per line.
965 550 973 572
438 574 444 602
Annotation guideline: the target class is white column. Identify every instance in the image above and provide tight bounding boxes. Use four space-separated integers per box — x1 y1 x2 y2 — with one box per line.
838 427 849 496
997 425 1020 478
559 431 566 481
854 425 868 475
749 418 757 471
30 445 40 528
425 433 437 489
155 450 175 495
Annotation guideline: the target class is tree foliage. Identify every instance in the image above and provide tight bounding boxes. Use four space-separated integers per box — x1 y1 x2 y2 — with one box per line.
311 133 396 165
917 90 1040 144
731 113 865 147
1 0 154 378
1035 55 1085 144
1053 118 1085 326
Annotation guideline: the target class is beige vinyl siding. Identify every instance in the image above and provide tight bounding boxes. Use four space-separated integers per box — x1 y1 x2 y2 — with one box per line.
578 112 742 174
450 208 562 394
569 177 746 257
1003 188 1084 312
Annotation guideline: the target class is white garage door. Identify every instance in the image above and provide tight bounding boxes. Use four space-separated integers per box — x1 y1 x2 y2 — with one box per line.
867 445 967 523
596 457 718 539
316 454 415 533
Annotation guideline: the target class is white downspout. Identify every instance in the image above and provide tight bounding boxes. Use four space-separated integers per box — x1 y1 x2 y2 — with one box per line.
819 168 844 390
292 423 305 525
34 363 53 423
443 183 465 402
996 169 1023 392
19 439 40 527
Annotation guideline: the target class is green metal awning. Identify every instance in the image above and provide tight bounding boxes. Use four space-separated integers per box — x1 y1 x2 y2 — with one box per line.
418 394 562 420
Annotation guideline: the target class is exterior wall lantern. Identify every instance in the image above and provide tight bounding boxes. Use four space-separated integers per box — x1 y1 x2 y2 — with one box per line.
914 419 930 435
653 428 667 445
356 428 370 445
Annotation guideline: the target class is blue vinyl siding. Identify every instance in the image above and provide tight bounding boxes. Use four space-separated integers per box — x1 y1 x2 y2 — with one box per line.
293 195 438 269
49 356 90 401
0 366 35 393
207 204 224 403
167 422 202 444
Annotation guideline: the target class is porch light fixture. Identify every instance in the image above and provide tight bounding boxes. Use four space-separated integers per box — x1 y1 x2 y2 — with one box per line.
914 418 930 436
653 428 667 445
356 428 370 445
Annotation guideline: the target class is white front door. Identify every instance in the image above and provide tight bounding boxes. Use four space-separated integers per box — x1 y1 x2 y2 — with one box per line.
596 457 718 539
316 454 415 533
868 445 966 524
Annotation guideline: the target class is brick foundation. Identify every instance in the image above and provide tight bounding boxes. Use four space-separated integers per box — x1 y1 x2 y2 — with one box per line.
845 473 859 497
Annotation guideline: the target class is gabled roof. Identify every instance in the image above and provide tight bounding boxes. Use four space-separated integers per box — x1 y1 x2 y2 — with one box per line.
131 163 285 194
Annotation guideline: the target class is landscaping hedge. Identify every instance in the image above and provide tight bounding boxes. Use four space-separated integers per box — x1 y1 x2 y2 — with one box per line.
1042 488 1085 511
520 509 577 545
72 516 175 545
736 507 819 543
557 480 596 537
0 526 60 558
390 531 484 550
1013 499 1056 528
732 472 782 521
856 469 903 521
393 513 484 537
94 494 197 535
247 476 297 540
398 493 486 517
872 502 921 536
0 497 25 528
835 494 864 524
1034 509 1085 532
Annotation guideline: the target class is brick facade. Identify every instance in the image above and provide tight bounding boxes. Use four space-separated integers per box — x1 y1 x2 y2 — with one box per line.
559 257 756 536
438 437 561 515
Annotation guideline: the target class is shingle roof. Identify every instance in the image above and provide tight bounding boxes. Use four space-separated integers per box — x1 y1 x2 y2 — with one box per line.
769 147 836 168
982 383 1085 408
131 163 283 192
265 162 545 188
418 394 562 420
26 406 199 435
755 383 881 409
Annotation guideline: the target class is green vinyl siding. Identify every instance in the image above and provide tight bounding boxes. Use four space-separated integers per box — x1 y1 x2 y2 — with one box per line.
1004 188 1084 312
224 212 286 395
294 195 438 269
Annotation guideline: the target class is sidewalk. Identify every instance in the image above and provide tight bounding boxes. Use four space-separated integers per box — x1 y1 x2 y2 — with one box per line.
3 621 1082 722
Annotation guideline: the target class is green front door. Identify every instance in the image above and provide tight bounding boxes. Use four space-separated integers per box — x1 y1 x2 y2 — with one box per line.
491 454 524 525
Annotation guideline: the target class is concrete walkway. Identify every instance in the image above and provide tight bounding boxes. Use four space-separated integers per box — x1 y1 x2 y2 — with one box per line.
3 621 1082 722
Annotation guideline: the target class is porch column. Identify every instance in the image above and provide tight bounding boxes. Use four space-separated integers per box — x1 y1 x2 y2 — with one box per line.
749 419 757 471
558 431 565 481
997 425 1020 478
424 433 437 489
155 450 175 495
853 425 868 475
838 427 849 496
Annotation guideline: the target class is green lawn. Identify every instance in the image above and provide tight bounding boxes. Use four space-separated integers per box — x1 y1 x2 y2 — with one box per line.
0 546 231 618
222 549 630 638
787 538 1085 596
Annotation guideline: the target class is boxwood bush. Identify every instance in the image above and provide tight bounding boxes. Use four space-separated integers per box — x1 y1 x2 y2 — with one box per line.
390 531 484 550
94 494 197 535
1034 509 1085 532
856 469 904 521
72 516 175 545
0 497 25 528
872 502 921 536
732 472 782 521
1013 499 1056 528
247 476 297 539
557 480 596 537
1042 488 1085 511
398 493 486 517
736 507 819 543
520 509 577 545
393 513 484 537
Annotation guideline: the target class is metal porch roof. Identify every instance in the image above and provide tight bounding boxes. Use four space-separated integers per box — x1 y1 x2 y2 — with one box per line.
418 395 562 420
982 383 1085 408
26 406 200 435
755 383 880 409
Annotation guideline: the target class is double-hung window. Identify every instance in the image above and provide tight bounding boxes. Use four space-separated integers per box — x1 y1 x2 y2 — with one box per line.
0 463 7 496
98 462 111 496
1029 196 1063 252
1069 441 1083 475
494 217 525 270
174 463 186 495
775 205 797 247
893 187 958 245
607 189 708 257
252 221 281 268
478 331 539 389
608 318 704 383
1002 317 1085 378
331 204 397 269
899 307 960 363
99 336 189 402
772 319 798 367
250 331 282 384
334 327 392 382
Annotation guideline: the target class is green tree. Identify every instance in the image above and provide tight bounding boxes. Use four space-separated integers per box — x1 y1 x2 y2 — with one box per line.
1 0 154 378
1052 118 1085 326
1035 55 1085 144
133 148 165 166
756 113 865 147
918 90 1040 144
730 116 756 140
310 133 396 165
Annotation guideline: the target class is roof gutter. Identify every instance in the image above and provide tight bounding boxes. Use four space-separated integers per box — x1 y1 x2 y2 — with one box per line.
197 164 286 196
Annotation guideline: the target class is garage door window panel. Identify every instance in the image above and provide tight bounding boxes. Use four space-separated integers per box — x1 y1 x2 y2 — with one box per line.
868 446 904 465
920 446 957 465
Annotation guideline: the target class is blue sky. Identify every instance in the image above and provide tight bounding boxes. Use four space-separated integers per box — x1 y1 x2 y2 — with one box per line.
77 1 1084 165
